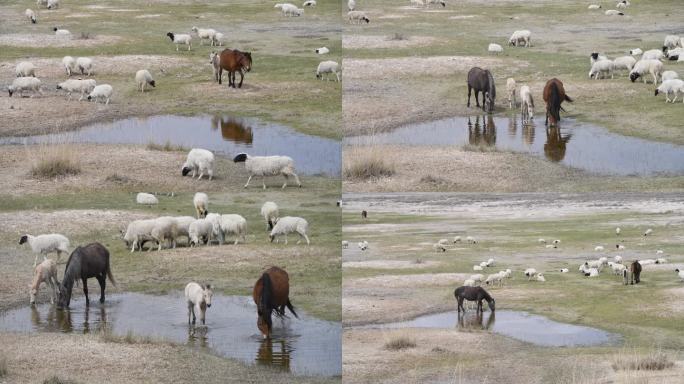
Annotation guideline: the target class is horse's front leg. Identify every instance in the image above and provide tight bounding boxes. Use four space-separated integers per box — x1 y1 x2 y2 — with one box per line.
97 275 106 303
467 86 472 107
475 90 481 108
477 299 482 313
82 278 89 305
238 70 244 88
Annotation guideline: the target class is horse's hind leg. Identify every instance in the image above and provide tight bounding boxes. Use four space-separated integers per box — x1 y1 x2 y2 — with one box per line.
97 274 106 303
475 90 481 108
467 86 472 107
218 68 223 85
82 278 89 305
238 71 244 88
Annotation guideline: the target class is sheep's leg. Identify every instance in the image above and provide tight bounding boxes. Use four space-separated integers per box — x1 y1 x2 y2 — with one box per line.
244 175 253 188
301 232 310 246
34 254 39 268
281 175 288 189
105 97 110 105
284 235 288 245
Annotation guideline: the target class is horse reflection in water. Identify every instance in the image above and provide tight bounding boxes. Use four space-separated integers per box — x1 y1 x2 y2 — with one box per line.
544 125 572 162
507 116 518 138
210 116 253 144
467 115 496 147
522 119 536 146
187 325 209 348
256 338 292 371
457 311 496 331
30 303 107 334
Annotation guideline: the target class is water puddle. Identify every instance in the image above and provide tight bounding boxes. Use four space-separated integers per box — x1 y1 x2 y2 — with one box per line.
344 115 684 176
0 115 340 176
356 310 620 347
0 293 341 377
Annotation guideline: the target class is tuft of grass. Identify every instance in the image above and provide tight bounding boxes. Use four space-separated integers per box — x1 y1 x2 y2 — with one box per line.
27 144 81 179
388 32 406 41
146 140 187 152
420 174 447 184
105 173 131 184
77 32 92 40
384 336 416 351
612 348 675 371
0 356 7 378
43 377 78 384
344 146 394 179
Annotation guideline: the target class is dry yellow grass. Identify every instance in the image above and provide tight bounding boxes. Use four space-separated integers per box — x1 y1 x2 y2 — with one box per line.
612 348 676 371
343 146 395 179
26 143 81 179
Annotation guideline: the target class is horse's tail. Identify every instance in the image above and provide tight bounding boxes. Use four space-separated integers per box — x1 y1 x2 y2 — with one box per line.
259 272 274 330
106 264 117 288
564 94 573 103
549 83 561 122
286 299 299 319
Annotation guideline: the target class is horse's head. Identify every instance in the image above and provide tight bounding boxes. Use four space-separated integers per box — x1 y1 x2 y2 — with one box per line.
209 51 218 64
203 284 213 308
484 92 495 113
30 285 38 305
243 52 253 72
488 298 495 312
56 282 71 310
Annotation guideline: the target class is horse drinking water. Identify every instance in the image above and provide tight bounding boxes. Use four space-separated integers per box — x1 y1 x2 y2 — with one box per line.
218 49 253 88
253 266 298 338
454 286 495 314
467 67 496 112
543 78 573 126
30 258 59 305
56 243 116 309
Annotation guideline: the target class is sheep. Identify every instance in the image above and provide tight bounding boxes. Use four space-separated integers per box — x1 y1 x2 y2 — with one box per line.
47 0 59 9
212 32 224 47
479 261 488 268
616 0 629 9
358 240 369 250
185 282 213 325
676 269 684 282
19 234 70 267
520 85 534 121
524 268 536 276
615 255 623 264
604 10 624 16
136 192 159 206
347 0 355 11
641 49 664 61
87 84 113 104
590 52 608 66
463 279 476 287
209 51 221 83
553 239 561 244
233 153 301 189
503 269 512 278
664 35 681 50
16 62 36 78
485 258 495 267
598 257 608 266
316 61 341 82
437 238 448 245
655 258 667 264
560 268 569 273
182 148 215 180
538 238 546 244
508 30 532 47
656 250 664 255
30 258 59 305
213 214 247 245
150 216 179 251
470 274 484 283
612 56 636 74
639 259 656 265
135 69 156 92
56 79 96 101
535 273 546 282
589 59 614 80
426 0 446 7
279 4 303 16
303 0 316 6
8 77 42 98
122 219 157 252
433 243 446 252
167 32 192 51
545 244 556 249
473 265 483 271
611 263 626 275
665 47 684 61
586 268 599 277
76 57 94 76
25 9 37 24
410 0 425 6
644 228 653 236
488 43 503 54
173 216 196 247
315 47 329 54
53 27 70 36
505 78 516 108
629 48 642 56
584 260 603 271
342 240 349 249
615 227 621 236
655 79 684 103
62 56 75 76
36 0 48 7
588 4 601 9
630 60 663 84
191 26 217 46
453 236 462 243
189 219 215 246
259 201 280 231
466 236 477 244
594 245 605 252
193 192 209 219
348 11 370 24
269 216 310 245
485 273 503 287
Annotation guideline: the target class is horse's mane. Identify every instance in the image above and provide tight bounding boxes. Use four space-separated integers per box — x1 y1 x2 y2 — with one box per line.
486 70 496 100
480 287 493 302
259 272 274 330
62 247 81 287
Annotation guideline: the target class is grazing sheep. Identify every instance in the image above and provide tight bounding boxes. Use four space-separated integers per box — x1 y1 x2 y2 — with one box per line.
615 227 621 236
553 239 561 244
303 0 316 6
191 26 217 46
25 9 37 23
315 47 329 54
560 268 569 273
630 60 663 84
616 244 625 250
545 244 556 249
590 52 608 66
213 214 247 245
358 240 368 250
269 216 310 245
615 255 623 264
485 273 503 287
348 11 370 24
594 245 605 252
613 56 636 74
463 279 476 287
471 274 484 283
76 57 94 76
629 48 643 56
122 219 156 252
616 0 629 9
47 0 59 9
150 216 179 251
466 236 477 244
589 59 614 79
62 56 75 76
53 27 70 36
172 216 196 247
453 236 462 243
655 258 667 264
136 192 158 206
655 79 684 103
87 84 113 104
588 4 601 9
506 78 516 108
347 0 356 11
8 77 42 97
642 49 665 61
473 265 483 271
19 234 70 267
611 263 626 275
479 261 488 268
209 51 221 83
675 269 684 282
233 153 301 189
167 32 192 51
15 62 36 78
212 32 224 46
279 3 303 16
193 192 209 219
604 10 624 16
438 239 448 245
508 30 532 47
523 268 537 280
135 69 156 92
56 79 96 101
426 0 446 7
260 202 279 230
185 282 213 325
485 258 495 267
520 85 534 121
182 148 215 180
189 219 215 246
342 240 348 248
488 43 503 54
30 258 59 304
666 48 684 61
538 238 546 244
535 273 546 282
664 35 681 50
316 61 341 82
644 228 653 236
433 243 446 252
639 259 656 266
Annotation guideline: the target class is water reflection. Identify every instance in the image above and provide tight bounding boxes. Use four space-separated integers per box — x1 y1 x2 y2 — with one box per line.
544 125 572 162
211 116 253 144
456 311 496 331
467 115 496 146
257 338 292 371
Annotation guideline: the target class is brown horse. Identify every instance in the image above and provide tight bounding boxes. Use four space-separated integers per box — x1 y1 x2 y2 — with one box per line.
543 78 573 126
253 266 298 338
218 49 252 88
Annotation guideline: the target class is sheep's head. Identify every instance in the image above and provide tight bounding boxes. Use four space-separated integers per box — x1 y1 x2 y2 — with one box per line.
19 235 28 245
53 27 58 32
629 72 640 82
181 165 191 176
149 80 156 87
8 86 15 97
269 234 275 243
233 153 248 163
166 32 174 41
590 52 599 61
362 17 370 23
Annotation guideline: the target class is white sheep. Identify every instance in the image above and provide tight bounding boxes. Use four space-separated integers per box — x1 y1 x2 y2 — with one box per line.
485 258 495 267
612 56 636 75
260 201 279 230
269 216 310 245
655 258 667 264
62 56 75 76
615 227 621 236
358 240 368 250
630 59 663 84
629 48 642 56
588 4 601 9
213 214 247 245
182 148 215 180
616 0 629 9
641 49 664 61
473 265 483 271
664 35 681 50
604 10 624 16
586 268 599 277
53 27 70 36
466 236 477 244
25 9 37 23
193 193 209 219
56 79 96 101
185 282 213 325
191 26 217 46
560 268 569 273
303 0 316 6
639 259 656 265
433 243 447 252
594 245 605 252
87 84 113 104
479 261 488 268
342 240 348 248
347 0 355 11
348 11 370 24
47 0 59 9
485 273 503 287
36 0 48 7
136 192 159 206
19 234 70 267
76 57 94 76
665 47 684 60
611 263 626 275
316 61 341 82
135 69 156 92
453 236 462 243
656 250 664 255
655 79 684 103
15 62 36 77
520 85 534 121
167 32 192 51
614 255 623 264
644 228 653 236
279 4 303 16
463 279 476 287
523 268 537 280
535 273 546 282
8 77 42 97
553 239 561 244
675 269 684 282
212 32 224 46
470 274 484 283
506 78 516 108
30 258 59 304
315 47 329 54
437 238 448 245
122 219 157 252
233 153 301 189
151 216 179 251
589 59 614 80
173 216 196 246
426 0 446 7
508 30 532 47
488 43 503 54
189 218 215 246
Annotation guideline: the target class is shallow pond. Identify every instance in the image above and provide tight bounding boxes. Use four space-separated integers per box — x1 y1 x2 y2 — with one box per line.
344 115 684 176
0 293 341 377
357 310 620 347
0 115 341 176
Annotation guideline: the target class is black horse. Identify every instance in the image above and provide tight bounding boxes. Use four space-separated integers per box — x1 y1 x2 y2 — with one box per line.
467 67 496 113
454 286 495 314
57 243 116 309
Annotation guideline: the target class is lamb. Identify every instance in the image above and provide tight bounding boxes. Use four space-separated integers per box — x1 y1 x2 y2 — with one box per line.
520 85 534 121
53 27 70 36
664 35 681 50
212 32 224 46
316 61 341 82
473 265 483 271
62 56 75 76
433 243 447 252
193 192 209 219
8 77 42 97
629 59 663 84
269 216 310 245
560 268 569 273
260 201 279 231
185 282 213 325
604 10 624 16
122 219 157 252
166 32 192 51
655 79 684 103
612 56 636 74
233 153 301 189
10 61 35 78
485 258 495 267
589 59 614 80
315 47 330 54
303 0 316 6
56 79 96 101
641 49 664 61
347 0 355 11
594 245 605 252
189 219 215 246
47 0 59 9
506 78 516 108
76 57 93 76
488 43 503 54
25 9 37 23
348 11 370 24
191 26 217 46
676 269 684 282
136 192 159 206
87 84 113 104
213 214 247 245
508 30 532 47
644 228 653 236
535 273 546 282
629 48 642 56
30 258 59 305
19 234 70 267
150 216 179 251
342 240 349 248
135 69 156 92
209 51 221 83
279 3 303 16
182 148 215 180
172 216 196 246
587 4 601 9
